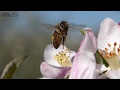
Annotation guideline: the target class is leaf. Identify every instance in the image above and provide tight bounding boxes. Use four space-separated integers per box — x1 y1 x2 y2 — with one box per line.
102 56 109 67
95 50 103 64
0 55 28 79
80 30 86 35
98 70 108 75
95 50 109 67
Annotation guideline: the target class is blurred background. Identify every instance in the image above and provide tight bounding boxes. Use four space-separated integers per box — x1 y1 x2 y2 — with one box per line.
0 11 120 79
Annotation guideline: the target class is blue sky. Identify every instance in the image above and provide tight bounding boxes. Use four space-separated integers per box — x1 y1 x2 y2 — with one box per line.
14 11 120 32
35 11 120 28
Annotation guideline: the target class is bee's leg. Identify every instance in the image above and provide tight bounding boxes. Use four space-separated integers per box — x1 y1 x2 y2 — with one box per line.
62 37 66 49
51 35 54 48
63 42 64 49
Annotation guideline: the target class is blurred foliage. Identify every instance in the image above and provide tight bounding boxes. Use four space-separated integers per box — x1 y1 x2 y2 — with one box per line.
0 11 52 79
1 55 28 79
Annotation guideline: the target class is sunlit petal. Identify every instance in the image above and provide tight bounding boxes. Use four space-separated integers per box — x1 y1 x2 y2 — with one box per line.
98 17 120 50
44 44 67 67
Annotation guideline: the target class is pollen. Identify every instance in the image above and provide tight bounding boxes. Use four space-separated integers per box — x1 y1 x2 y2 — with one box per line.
100 42 120 70
51 35 54 42
53 48 72 67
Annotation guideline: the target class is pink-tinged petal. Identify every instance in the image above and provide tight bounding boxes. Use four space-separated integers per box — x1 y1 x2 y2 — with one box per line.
84 28 97 53
69 50 96 79
79 28 97 54
106 70 120 79
69 31 97 79
40 62 71 79
98 17 120 50
44 44 67 67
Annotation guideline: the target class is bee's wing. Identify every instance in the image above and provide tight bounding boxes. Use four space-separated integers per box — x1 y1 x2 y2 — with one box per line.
40 23 56 31
69 23 86 32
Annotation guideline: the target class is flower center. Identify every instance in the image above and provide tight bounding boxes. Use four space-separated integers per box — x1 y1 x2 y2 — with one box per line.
99 42 120 70
53 48 72 67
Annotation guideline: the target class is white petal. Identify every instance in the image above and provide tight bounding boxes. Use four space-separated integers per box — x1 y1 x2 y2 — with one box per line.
106 70 120 79
98 17 120 51
44 44 67 67
100 64 111 71
44 44 76 67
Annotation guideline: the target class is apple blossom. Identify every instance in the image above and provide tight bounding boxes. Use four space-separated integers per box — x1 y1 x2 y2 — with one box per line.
97 17 120 79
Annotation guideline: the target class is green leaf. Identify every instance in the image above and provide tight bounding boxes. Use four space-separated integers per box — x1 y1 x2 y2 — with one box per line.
95 50 109 67
98 70 108 75
95 50 103 64
0 55 28 79
80 30 86 35
103 56 109 67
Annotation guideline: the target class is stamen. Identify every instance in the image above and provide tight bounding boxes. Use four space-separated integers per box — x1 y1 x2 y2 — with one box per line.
102 42 120 70
114 42 117 46
53 49 72 67
108 44 111 47
99 50 103 55
105 48 108 51
118 48 120 52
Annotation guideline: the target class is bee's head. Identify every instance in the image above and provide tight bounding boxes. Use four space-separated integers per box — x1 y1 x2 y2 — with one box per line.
59 21 69 30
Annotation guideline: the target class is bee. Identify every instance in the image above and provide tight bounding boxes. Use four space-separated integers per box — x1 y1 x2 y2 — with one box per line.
41 21 86 49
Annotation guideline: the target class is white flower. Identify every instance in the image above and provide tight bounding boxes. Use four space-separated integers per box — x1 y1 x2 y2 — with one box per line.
40 44 76 79
97 17 120 79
